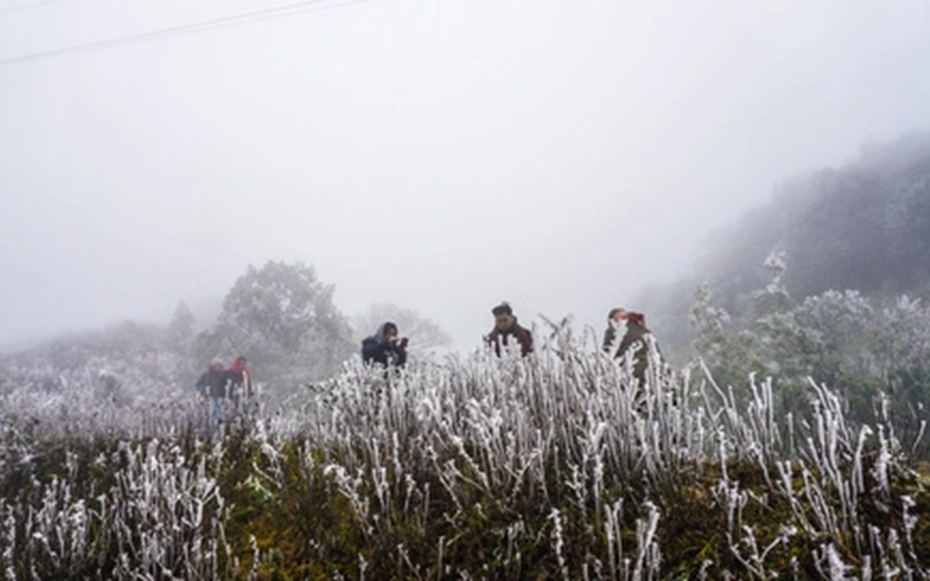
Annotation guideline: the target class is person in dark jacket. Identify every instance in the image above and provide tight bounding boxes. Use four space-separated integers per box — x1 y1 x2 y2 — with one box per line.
196 358 227 398
603 308 659 385
197 357 230 433
487 302 533 357
97 369 121 401
362 322 408 368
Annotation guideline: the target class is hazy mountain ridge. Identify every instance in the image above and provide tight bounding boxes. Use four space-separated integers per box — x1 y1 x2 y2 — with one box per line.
642 131 930 357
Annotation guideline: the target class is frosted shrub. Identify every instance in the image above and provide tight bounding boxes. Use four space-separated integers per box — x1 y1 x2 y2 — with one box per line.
1 319 928 577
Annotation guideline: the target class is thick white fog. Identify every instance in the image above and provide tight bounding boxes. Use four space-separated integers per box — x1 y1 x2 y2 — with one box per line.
2 0 930 350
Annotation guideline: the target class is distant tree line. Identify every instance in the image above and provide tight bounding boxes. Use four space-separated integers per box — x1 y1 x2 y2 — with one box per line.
188 261 452 392
3 260 451 403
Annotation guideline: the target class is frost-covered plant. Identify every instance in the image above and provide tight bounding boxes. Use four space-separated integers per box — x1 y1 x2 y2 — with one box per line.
693 255 930 445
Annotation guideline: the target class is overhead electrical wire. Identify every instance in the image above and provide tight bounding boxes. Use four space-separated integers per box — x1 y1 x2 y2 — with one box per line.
0 0 68 16
0 0 368 66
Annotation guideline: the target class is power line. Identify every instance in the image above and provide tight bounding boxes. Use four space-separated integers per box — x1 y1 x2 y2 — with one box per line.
0 0 369 66
0 0 68 16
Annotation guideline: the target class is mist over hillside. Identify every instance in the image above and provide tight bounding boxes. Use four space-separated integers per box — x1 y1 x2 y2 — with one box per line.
641 131 930 358
4 1 930 575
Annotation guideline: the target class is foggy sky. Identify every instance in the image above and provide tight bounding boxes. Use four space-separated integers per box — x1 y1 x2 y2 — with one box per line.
2 0 930 352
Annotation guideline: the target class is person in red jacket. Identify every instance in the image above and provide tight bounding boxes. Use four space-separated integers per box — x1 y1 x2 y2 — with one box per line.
225 355 252 407
487 302 533 357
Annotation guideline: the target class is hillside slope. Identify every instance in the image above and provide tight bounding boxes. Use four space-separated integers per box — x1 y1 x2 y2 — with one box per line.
642 132 930 357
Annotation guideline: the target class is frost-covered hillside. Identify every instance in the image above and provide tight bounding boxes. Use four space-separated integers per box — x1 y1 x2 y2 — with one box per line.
1 321 928 579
